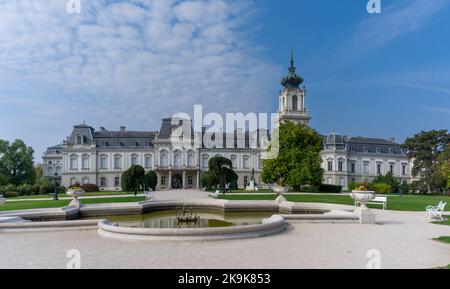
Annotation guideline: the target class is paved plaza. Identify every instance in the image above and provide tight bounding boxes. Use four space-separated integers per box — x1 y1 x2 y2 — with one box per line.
0 190 449 269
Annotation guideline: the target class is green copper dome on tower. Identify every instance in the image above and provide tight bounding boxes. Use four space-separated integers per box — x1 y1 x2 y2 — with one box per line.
281 50 304 88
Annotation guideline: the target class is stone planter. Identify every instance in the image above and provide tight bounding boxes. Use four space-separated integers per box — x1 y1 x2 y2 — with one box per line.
350 191 375 209
273 187 288 204
350 190 376 224
66 189 84 207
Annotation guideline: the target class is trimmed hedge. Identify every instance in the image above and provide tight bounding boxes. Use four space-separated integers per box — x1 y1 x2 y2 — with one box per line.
318 184 342 193
81 183 100 193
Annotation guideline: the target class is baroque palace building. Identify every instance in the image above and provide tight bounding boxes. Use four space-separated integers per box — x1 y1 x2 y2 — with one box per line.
43 53 413 190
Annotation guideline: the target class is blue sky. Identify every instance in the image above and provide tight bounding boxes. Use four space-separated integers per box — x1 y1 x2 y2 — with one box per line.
0 0 449 160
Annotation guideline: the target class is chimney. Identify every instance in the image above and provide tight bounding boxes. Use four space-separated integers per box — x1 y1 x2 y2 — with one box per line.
388 137 396 143
100 127 106 132
120 126 126 131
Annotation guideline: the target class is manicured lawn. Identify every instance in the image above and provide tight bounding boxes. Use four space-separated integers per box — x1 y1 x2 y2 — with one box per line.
0 197 145 212
219 194 450 212
434 237 450 244
433 220 450 226
7 191 134 200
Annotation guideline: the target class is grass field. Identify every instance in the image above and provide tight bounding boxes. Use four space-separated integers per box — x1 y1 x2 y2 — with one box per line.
0 197 146 212
433 220 450 226
219 193 450 212
6 191 134 200
434 237 450 244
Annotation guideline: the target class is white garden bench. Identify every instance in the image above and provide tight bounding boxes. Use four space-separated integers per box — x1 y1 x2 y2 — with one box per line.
355 195 388 210
209 190 220 199
426 201 446 221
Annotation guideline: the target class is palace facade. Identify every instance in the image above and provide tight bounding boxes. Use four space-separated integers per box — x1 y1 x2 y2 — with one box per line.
42 53 413 190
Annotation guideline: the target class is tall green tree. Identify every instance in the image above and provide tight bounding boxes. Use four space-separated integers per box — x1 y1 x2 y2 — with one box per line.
261 121 323 191
121 165 146 196
208 156 233 192
143 170 157 191
403 130 450 194
438 145 450 191
0 139 36 185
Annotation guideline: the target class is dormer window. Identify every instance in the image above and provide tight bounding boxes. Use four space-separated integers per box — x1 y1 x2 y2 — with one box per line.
363 147 368 153
376 147 381 153
389 148 393 154
77 135 82 145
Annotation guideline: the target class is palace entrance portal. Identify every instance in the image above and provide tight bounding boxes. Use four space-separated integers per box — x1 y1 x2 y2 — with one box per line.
171 173 183 189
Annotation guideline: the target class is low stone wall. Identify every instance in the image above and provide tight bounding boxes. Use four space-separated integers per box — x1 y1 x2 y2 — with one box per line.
0 219 100 233
97 215 286 241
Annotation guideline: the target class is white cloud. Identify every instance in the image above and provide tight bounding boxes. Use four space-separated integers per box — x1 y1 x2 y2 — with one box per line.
0 0 279 156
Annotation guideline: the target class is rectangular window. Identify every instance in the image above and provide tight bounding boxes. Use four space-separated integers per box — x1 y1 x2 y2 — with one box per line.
377 163 382 175
114 157 122 170
70 157 78 170
231 157 237 169
390 164 394 174
338 161 343 172
100 177 106 187
114 177 120 187
402 165 407 176
145 156 152 169
327 161 333 171
351 163 356 173
161 176 166 185
82 157 89 170
100 157 107 170
243 156 250 169
188 176 193 185
363 162 369 174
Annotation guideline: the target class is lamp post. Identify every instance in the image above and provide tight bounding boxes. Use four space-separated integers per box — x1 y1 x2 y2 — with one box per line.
53 172 59 201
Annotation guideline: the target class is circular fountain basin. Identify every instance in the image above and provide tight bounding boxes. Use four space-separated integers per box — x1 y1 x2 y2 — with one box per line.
97 214 286 241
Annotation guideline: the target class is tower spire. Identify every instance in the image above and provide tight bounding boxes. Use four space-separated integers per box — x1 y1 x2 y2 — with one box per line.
290 48 294 68
281 49 303 88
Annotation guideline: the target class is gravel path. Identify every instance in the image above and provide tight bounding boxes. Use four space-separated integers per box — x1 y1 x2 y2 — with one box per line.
0 208 448 269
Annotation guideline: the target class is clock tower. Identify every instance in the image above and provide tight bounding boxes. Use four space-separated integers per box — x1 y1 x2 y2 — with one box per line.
278 51 311 126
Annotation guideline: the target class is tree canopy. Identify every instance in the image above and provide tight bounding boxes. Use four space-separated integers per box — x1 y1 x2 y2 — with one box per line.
143 170 157 191
403 130 450 193
204 156 237 191
121 165 146 195
0 139 36 185
261 121 323 190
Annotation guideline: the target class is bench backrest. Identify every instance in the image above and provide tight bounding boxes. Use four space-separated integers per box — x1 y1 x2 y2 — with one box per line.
373 196 387 202
438 202 446 211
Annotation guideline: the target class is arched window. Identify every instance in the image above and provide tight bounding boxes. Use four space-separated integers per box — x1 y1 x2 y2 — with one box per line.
242 155 250 169
230 155 238 169
114 154 122 170
100 155 108 170
202 155 209 169
55 166 61 176
144 154 153 169
76 135 82 145
47 166 53 176
292 95 298 111
82 154 90 170
130 154 139 166
160 150 168 168
174 151 182 168
70 154 78 170
187 152 195 167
